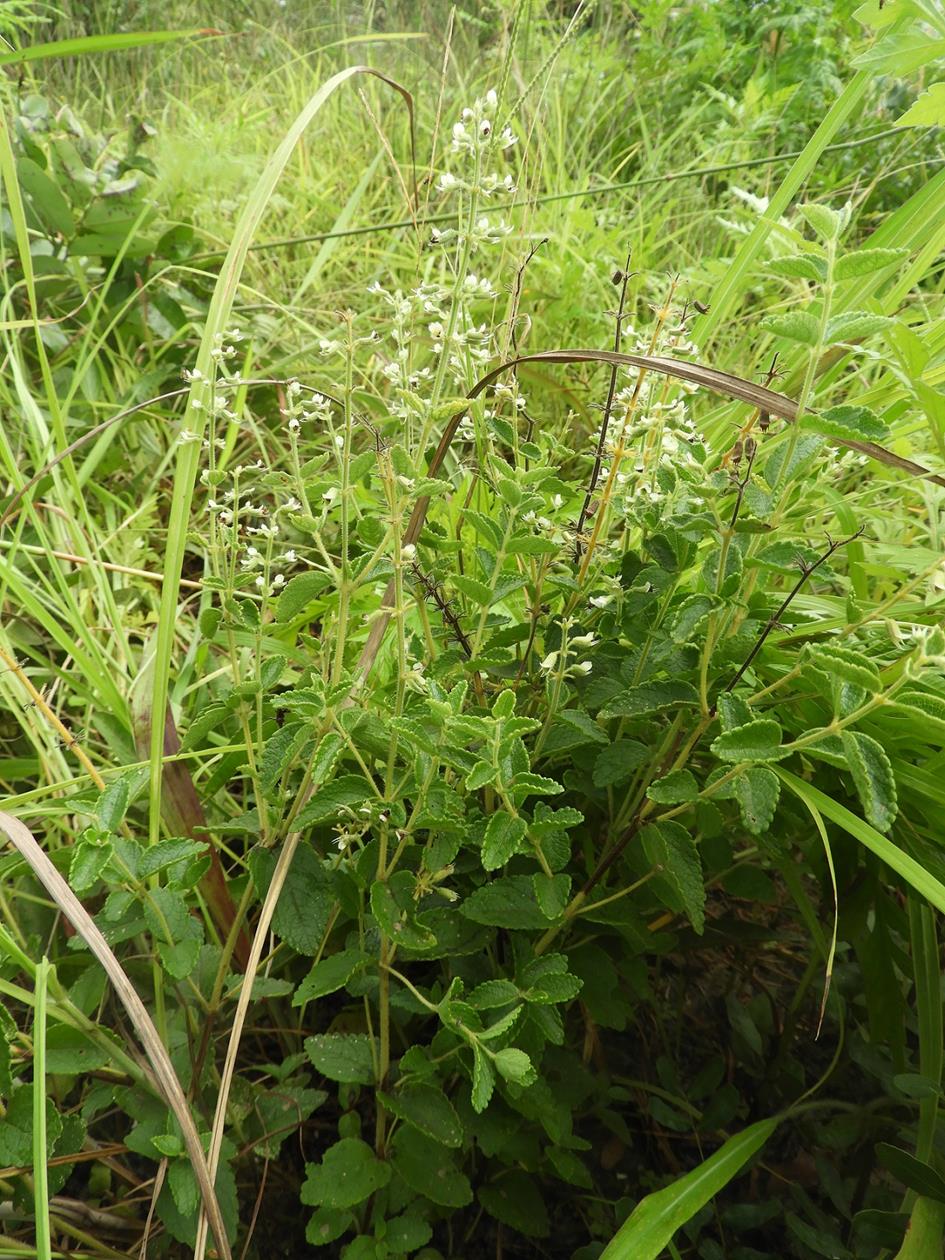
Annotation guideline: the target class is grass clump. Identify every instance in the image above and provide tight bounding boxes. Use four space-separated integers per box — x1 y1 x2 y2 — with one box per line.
2 3 945 1258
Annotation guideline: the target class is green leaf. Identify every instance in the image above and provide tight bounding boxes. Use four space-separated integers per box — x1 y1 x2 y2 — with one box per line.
646 769 699 804
853 30 945 76
841 730 898 832
460 876 551 929
370 879 437 951
599 681 699 721
733 767 780 835
144 888 202 979
468 978 520 1009
805 404 890 443
479 1171 550 1237
466 760 496 790
798 202 846 241
44 1026 111 1075
16 156 77 237
876 1144 945 1204
378 1085 463 1147
835 248 908 279
97 777 131 832
385 1211 433 1253
300 1137 390 1209
533 872 571 918
69 836 112 892
600 1117 779 1259
471 1044 495 1112
824 310 891 344
492 1047 536 1085
805 643 881 692
767 255 827 282
293 949 365 1005
305 1208 351 1248
896 83 945 128
391 1127 472 1207
481 811 527 871
711 719 784 763
593 740 649 787
305 1034 376 1084
249 844 334 955
640 821 705 934
453 574 492 605
293 776 372 829
275 572 330 621
893 689 945 741
760 311 820 345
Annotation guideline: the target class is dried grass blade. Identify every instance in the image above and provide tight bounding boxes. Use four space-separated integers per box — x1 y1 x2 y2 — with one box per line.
0 811 232 1260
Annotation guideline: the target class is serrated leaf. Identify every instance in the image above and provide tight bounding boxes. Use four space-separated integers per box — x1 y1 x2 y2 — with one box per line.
275 572 330 621
533 872 571 918
391 1127 472 1207
293 949 365 1005
767 255 827 282
453 574 492 605
300 1137 390 1209
853 30 945 76
835 248 908 279
69 837 112 892
841 730 898 832
646 769 699 804
805 643 881 693
824 310 891 344
468 979 520 1009
305 1033 376 1084
711 719 784 763
599 681 699 721
804 403 890 443
249 844 333 955
460 875 551 928
479 1171 550 1237
471 1044 495 1112
593 740 649 787
97 777 131 832
896 82 945 128
293 774 371 829
640 821 705 934
760 311 820 345
378 1085 463 1147
893 689 945 739
732 766 780 835
798 202 844 241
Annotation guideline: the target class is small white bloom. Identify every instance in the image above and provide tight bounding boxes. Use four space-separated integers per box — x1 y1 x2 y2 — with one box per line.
540 651 559 672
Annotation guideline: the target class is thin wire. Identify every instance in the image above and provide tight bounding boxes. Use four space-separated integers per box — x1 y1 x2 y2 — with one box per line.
189 125 930 261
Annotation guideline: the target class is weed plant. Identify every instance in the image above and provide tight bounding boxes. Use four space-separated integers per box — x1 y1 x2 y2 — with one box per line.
2 3 945 1259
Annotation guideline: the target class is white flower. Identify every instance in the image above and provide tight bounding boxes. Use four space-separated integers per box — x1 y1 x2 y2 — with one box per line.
540 652 559 672
285 549 297 563
589 595 612 609
574 661 593 674
322 487 339 505
178 429 200 444
402 543 416 560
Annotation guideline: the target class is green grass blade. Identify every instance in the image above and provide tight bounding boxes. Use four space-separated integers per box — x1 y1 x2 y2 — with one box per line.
32 956 51 1260
777 770 945 915
0 30 218 67
600 1117 780 1260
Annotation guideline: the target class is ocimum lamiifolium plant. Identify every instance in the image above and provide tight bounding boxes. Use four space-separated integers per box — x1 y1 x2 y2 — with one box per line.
4 5 945 1258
